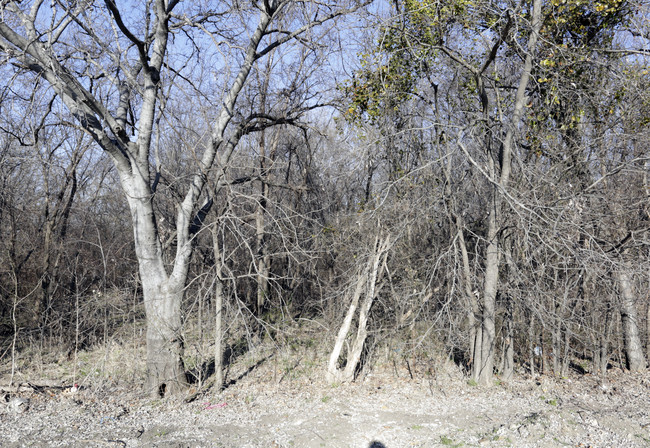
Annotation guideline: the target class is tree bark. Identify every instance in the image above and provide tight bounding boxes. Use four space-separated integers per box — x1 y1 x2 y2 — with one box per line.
255 128 280 315
254 55 275 315
456 218 479 370
599 301 613 374
212 222 226 391
646 301 650 365
528 315 536 376
119 169 188 396
143 286 186 396
617 270 646 371
501 296 514 381
474 206 498 385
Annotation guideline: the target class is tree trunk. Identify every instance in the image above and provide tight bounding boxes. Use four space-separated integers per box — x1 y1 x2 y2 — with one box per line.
471 0 542 386
212 223 225 391
501 296 514 381
552 290 568 376
552 322 561 375
326 269 366 383
327 235 389 384
599 300 612 374
255 129 280 315
121 171 188 397
474 211 498 385
593 340 601 375
561 328 570 377
528 315 536 376
214 278 224 390
617 270 646 371
457 221 479 369
255 190 269 315
143 285 186 396
540 334 550 374
646 301 650 365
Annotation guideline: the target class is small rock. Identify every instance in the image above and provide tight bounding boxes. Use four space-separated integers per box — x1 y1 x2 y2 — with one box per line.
8 397 30 414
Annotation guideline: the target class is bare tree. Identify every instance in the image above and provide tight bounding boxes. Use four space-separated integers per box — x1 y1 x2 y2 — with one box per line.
0 0 369 396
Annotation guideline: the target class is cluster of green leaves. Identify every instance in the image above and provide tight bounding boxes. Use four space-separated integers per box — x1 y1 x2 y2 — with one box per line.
527 0 634 158
544 0 629 46
535 0 630 88
341 0 473 123
341 49 418 123
619 65 650 130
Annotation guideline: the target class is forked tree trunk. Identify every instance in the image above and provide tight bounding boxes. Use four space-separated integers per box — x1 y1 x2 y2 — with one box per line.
121 171 188 397
617 270 646 371
123 10 274 397
326 235 390 384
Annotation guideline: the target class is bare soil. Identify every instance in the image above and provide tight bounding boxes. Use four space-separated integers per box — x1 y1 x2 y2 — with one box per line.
2 348 650 448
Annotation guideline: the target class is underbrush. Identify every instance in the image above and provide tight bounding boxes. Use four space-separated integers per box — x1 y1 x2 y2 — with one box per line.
0 312 469 400
0 336 147 393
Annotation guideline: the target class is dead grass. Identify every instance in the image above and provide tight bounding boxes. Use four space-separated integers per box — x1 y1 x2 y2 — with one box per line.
2 321 650 448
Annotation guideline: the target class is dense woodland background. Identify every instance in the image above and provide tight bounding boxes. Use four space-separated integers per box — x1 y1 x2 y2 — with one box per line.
1 0 649 395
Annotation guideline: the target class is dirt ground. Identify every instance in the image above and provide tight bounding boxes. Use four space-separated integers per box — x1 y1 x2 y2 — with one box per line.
2 350 650 448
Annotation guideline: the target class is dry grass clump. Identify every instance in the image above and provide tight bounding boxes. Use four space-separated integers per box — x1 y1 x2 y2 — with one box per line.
0 336 147 396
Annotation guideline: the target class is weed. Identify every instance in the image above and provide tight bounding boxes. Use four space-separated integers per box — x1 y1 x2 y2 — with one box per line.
440 435 463 447
540 396 558 406
321 395 330 403
466 379 478 387
635 434 650 443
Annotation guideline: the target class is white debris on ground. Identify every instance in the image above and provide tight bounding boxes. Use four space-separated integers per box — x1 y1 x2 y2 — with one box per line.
1 364 649 448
